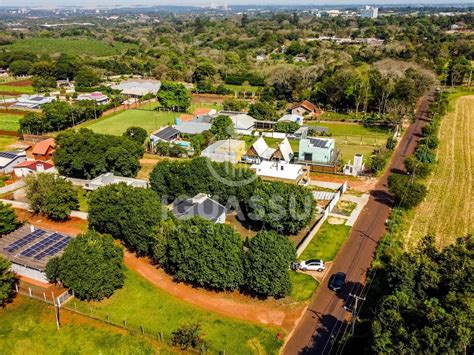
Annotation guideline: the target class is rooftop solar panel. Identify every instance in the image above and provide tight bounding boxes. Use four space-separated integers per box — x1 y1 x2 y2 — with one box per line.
19 233 64 258
0 152 18 159
34 236 72 261
3 229 46 253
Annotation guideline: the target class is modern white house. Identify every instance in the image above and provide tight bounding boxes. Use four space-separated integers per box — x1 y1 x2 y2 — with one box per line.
0 151 27 173
12 95 55 109
82 173 149 191
343 154 365 176
228 113 256 134
278 114 304 126
250 160 309 185
201 139 246 164
111 79 161 97
244 137 294 164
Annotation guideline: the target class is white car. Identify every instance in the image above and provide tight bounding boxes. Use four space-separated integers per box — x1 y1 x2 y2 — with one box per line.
299 259 325 272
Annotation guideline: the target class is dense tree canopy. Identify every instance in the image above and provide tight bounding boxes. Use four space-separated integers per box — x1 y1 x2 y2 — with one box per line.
88 183 166 255
165 218 244 290
250 181 315 234
123 126 148 145
0 257 15 306
0 202 20 236
54 129 144 179
53 231 124 301
210 115 234 140
25 173 78 221
157 81 191 112
388 174 427 209
368 235 473 354
244 231 296 297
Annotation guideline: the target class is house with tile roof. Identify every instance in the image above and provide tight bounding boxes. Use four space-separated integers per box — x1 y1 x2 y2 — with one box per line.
14 160 56 177
290 100 322 117
192 107 217 117
32 138 55 161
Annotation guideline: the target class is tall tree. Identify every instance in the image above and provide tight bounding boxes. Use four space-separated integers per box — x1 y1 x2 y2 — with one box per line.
0 257 15 306
0 202 20 236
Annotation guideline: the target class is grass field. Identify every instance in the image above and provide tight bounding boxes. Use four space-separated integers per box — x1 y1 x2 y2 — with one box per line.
406 93 474 249
0 84 35 94
0 298 164 354
289 272 318 302
74 267 282 353
3 38 137 57
299 222 352 262
82 109 176 136
0 135 18 150
0 112 23 131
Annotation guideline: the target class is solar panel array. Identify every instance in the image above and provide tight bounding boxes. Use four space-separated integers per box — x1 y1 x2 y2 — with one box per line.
0 152 18 160
34 236 72 261
308 138 329 148
3 229 46 253
19 233 64 258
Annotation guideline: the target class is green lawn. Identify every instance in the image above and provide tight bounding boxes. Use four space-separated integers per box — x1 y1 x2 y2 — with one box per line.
289 272 318 302
0 84 35 94
74 267 283 354
82 109 176 136
338 144 376 163
0 112 23 131
306 122 391 139
0 298 162 354
190 101 223 112
76 188 89 212
299 222 352 262
0 135 18 151
318 111 355 121
3 38 137 57
225 84 261 93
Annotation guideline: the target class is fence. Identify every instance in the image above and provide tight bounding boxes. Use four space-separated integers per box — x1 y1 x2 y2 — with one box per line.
296 181 347 256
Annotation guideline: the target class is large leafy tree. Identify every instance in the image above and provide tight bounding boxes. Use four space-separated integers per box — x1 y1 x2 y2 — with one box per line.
369 235 473 354
165 218 244 290
123 126 147 145
0 202 20 236
53 128 143 179
88 183 166 255
210 115 234 140
244 231 296 297
74 67 101 88
54 231 124 301
248 101 276 121
157 81 191 112
0 256 16 306
25 173 79 221
250 181 315 234
388 174 427 209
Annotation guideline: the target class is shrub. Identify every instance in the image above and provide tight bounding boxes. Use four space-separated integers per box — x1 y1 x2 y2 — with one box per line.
274 121 300 133
414 144 436 164
171 323 204 350
55 231 124 300
222 98 248 111
404 156 433 178
244 231 296 297
88 183 166 255
25 173 79 221
0 256 15 306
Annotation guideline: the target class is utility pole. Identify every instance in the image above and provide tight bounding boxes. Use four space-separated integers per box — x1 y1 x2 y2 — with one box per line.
349 293 366 336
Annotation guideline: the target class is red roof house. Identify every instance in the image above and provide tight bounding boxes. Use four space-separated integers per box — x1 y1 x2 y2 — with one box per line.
290 100 322 117
14 160 55 177
32 138 55 161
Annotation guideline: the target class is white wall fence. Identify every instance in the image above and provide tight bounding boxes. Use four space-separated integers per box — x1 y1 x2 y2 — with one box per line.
0 180 25 195
15 283 74 307
296 181 348 257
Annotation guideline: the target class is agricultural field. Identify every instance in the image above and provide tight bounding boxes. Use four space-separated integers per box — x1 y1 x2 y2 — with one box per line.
82 109 176 136
0 112 23 131
406 93 474 249
3 38 137 57
0 84 35 95
0 298 166 354
74 267 282 354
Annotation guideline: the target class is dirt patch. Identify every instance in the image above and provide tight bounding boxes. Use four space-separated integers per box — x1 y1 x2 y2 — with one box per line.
310 173 377 193
327 217 346 225
191 93 232 104
124 251 305 332
14 209 88 235
4 79 32 87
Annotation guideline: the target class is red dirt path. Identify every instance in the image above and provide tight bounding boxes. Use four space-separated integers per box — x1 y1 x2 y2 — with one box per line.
123 251 304 332
4 79 32 87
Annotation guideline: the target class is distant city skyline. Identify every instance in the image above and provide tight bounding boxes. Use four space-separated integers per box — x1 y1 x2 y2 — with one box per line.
1 0 473 8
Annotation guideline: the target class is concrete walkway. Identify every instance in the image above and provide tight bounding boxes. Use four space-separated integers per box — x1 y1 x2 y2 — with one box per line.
340 193 370 227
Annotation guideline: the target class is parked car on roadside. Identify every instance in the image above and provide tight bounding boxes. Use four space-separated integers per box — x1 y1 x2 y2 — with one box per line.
299 259 325 272
329 272 346 292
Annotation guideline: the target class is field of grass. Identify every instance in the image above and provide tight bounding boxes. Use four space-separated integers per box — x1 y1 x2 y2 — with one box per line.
317 111 355 121
299 222 352 262
82 109 176 136
225 84 262 93
0 135 18 150
289 272 318 302
406 93 474 249
3 38 137 57
76 188 89 212
0 298 164 354
0 84 35 94
0 112 23 131
74 267 282 353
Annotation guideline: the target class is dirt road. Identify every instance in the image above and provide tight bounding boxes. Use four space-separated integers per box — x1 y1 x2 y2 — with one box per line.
283 93 434 354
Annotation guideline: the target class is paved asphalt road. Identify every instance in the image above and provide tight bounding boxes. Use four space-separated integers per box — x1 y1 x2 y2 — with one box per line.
283 93 434 355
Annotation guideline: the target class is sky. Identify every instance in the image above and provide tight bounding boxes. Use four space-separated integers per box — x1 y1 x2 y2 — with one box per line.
0 0 472 7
